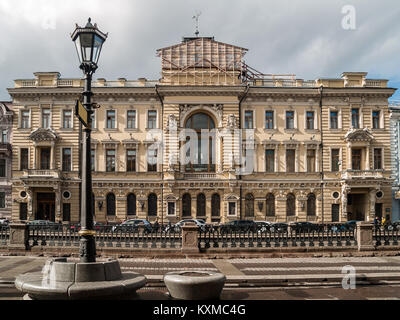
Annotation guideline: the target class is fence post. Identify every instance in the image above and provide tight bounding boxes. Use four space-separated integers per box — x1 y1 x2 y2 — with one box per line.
9 223 29 251
181 223 199 254
356 221 374 251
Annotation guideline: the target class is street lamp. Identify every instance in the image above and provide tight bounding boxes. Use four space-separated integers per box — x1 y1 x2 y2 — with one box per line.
71 18 107 262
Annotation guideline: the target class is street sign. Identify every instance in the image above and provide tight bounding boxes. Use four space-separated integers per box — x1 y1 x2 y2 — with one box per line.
75 100 89 127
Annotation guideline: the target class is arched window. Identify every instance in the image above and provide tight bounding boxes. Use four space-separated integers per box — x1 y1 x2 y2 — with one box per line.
266 193 275 217
287 193 296 216
307 193 316 216
245 193 254 217
106 193 116 216
184 112 216 172
148 193 157 217
196 193 206 217
182 193 191 217
211 194 220 217
127 193 136 216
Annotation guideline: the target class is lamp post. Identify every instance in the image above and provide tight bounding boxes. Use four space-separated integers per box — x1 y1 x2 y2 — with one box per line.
71 18 107 262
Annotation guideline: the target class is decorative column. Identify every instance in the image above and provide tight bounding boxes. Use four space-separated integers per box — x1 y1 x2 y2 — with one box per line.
369 189 376 222
365 143 370 170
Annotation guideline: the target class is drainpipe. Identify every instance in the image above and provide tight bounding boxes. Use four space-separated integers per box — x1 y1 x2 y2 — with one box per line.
319 85 324 224
155 85 164 226
238 84 250 220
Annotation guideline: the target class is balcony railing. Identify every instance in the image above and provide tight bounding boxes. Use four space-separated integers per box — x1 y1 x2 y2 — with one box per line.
0 143 11 152
341 170 384 180
23 169 60 179
183 173 217 180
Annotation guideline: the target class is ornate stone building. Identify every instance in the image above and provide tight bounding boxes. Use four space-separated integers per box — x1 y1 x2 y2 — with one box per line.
0 102 13 219
8 37 396 224
390 102 400 222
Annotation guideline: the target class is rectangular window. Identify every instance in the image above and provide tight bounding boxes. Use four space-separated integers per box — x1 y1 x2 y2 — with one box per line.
228 202 236 216
167 202 175 215
331 149 340 172
106 149 116 172
286 149 295 173
1 130 7 143
0 192 5 208
306 111 315 130
332 204 340 222
244 111 254 129
352 148 361 170
351 108 360 128
127 110 136 129
126 149 136 172
307 149 316 172
21 110 30 129
372 111 380 129
286 111 295 129
42 108 50 128
19 203 27 220
374 148 382 170
63 110 72 129
0 159 6 177
20 148 29 170
330 111 338 129
91 149 95 171
62 148 71 172
106 110 116 129
147 148 157 172
265 149 275 172
40 148 51 170
147 110 157 129
63 203 71 222
265 111 274 129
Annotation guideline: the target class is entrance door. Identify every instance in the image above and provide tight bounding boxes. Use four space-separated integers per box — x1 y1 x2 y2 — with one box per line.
36 193 55 221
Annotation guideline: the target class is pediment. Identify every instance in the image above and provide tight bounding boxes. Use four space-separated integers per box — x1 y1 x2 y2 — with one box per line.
29 128 58 141
345 128 374 142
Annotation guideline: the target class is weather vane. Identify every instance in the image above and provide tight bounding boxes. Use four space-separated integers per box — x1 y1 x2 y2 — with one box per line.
192 11 201 37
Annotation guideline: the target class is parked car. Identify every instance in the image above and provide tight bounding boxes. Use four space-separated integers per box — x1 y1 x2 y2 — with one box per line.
254 221 272 232
339 220 361 232
219 220 258 234
0 218 9 226
27 220 62 231
269 223 289 233
290 222 323 233
111 219 153 233
165 219 208 232
69 223 81 233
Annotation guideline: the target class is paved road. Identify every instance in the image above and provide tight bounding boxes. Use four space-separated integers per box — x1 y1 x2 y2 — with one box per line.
1 255 400 281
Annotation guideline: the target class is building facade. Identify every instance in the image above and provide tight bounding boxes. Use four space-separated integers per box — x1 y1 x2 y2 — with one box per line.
9 37 396 224
0 102 13 219
390 102 400 222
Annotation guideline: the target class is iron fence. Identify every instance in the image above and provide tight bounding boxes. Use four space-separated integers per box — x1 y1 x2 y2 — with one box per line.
374 228 400 247
198 228 357 250
0 225 9 246
27 224 182 249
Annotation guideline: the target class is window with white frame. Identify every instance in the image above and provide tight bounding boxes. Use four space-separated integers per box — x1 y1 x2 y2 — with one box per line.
20 148 29 170
306 149 316 172
127 110 137 129
373 148 383 170
244 110 254 129
228 202 237 216
372 110 383 129
330 110 339 129
351 108 360 129
265 110 274 129
167 202 176 215
41 108 51 128
147 110 157 129
286 149 295 172
331 148 340 172
305 111 315 130
286 111 295 129
106 110 116 129
126 149 137 172
21 110 30 129
63 109 72 129
62 148 72 172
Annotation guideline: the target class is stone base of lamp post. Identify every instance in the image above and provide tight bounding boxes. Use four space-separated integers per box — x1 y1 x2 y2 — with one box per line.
15 258 146 300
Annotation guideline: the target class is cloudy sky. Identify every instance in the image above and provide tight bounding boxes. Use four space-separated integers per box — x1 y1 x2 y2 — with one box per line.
0 0 399 101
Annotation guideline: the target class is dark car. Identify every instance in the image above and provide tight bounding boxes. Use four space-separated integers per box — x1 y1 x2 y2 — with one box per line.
387 221 400 231
340 220 361 231
269 223 289 233
27 220 62 231
254 221 272 232
111 219 153 233
290 222 323 233
219 220 258 233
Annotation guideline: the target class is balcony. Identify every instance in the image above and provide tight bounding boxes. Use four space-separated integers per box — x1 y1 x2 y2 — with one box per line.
183 173 217 180
22 169 61 179
341 170 384 180
0 143 11 154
